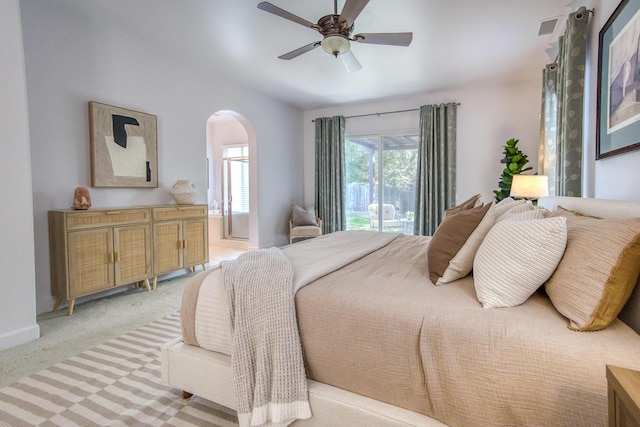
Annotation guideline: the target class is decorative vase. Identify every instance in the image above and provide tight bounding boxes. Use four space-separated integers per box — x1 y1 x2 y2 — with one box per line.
170 179 197 205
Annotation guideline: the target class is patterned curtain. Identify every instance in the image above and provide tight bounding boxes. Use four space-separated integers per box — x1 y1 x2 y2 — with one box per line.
314 116 346 234
414 103 457 236
539 7 590 196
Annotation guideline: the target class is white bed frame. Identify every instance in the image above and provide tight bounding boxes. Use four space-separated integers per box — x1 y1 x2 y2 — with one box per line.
160 196 640 426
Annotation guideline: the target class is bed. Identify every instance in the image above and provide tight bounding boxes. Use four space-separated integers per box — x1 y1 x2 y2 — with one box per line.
161 196 640 426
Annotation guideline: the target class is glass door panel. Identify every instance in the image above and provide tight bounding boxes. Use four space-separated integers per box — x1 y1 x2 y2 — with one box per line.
345 135 418 235
222 145 249 240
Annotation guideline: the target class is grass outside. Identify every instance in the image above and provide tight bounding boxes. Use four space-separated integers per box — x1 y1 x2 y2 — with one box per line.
347 214 371 231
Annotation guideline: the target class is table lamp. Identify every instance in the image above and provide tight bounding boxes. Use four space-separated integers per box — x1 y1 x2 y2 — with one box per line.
510 175 549 202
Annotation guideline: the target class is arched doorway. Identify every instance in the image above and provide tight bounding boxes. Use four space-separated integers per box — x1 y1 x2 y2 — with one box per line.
206 111 258 252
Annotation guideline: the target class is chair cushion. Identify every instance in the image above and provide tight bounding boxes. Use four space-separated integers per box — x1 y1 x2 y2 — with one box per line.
291 225 322 238
292 205 318 226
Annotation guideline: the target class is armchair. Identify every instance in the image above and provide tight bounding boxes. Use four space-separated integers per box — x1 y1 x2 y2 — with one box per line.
289 205 323 244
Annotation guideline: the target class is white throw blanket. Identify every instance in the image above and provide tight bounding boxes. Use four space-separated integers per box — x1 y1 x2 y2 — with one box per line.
223 231 400 427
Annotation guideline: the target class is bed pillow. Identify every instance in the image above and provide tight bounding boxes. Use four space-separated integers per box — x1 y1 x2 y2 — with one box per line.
499 207 544 223
292 205 318 226
436 203 495 285
544 216 640 331
494 198 527 220
428 203 492 284
445 194 481 216
495 200 535 222
473 217 567 308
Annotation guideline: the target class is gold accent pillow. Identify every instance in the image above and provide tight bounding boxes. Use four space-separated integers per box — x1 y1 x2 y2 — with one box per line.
544 215 640 331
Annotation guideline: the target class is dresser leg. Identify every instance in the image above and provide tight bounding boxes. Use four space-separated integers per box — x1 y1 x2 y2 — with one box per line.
182 391 193 399
52 298 62 312
67 299 75 316
152 276 158 290
144 278 151 291
201 263 206 271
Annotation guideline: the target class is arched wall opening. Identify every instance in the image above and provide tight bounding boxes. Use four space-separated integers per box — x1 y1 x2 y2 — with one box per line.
206 110 258 250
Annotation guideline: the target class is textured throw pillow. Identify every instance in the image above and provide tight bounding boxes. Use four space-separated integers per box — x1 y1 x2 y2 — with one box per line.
473 217 568 309
494 198 527 220
428 203 492 284
292 205 318 226
499 206 544 223
544 216 640 331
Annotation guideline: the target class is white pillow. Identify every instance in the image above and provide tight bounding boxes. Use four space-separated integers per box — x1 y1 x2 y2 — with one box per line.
473 217 567 308
494 198 526 220
499 208 544 223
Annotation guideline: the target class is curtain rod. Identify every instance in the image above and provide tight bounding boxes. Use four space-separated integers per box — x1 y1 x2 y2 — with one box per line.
311 103 461 122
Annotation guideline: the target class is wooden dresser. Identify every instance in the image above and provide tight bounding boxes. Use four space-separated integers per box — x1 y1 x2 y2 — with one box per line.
607 365 640 427
48 205 208 315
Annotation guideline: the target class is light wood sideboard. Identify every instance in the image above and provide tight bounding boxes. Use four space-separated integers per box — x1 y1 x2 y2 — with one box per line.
48 205 208 315
152 205 209 289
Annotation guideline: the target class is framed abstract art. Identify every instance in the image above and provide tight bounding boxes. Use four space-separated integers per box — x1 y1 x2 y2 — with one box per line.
89 101 158 187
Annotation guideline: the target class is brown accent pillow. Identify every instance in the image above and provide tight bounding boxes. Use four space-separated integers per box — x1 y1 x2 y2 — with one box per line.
445 194 481 216
544 216 640 331
292 205 318 226
428 203 492 284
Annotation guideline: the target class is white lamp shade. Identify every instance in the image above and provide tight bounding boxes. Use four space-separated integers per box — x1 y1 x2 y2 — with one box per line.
510 175 549 199
321 35 350 56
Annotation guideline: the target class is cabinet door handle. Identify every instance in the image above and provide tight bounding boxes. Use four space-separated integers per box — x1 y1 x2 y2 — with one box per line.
114 252 120 262
109 252 115 263
183 240 188 249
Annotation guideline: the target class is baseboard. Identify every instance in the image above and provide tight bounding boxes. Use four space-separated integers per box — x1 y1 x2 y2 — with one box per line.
0 323 40 352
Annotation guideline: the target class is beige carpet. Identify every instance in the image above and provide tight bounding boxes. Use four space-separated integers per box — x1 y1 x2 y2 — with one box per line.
0 312 239 426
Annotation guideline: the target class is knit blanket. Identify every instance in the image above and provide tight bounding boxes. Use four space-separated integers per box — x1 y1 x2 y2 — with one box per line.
223 248 311 427
222 231 401 427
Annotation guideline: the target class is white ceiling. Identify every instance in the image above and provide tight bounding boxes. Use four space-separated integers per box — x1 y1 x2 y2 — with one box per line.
63 0 581 110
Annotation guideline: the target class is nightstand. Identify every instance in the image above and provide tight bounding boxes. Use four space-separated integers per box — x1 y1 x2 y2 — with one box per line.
607 365 640 427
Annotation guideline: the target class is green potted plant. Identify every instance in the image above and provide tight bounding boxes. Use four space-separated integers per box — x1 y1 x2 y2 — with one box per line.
493 138 532 202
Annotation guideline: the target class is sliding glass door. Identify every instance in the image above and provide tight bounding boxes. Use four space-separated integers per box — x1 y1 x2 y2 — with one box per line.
345 134 418 234
222 145 249 239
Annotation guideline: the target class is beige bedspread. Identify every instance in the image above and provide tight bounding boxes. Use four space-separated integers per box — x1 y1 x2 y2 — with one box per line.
182 233 640 426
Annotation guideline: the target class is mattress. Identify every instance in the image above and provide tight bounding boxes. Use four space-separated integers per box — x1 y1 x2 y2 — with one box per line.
181 232 640 426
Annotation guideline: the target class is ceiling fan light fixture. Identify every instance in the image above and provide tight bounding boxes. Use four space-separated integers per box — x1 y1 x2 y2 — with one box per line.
321 35 350 57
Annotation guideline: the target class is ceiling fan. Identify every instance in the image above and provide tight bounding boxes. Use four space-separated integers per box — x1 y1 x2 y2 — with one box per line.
257 0 413 72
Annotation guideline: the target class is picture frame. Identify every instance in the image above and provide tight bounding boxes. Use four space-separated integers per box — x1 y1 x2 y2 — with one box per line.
597 0 640 159
89 101 158 187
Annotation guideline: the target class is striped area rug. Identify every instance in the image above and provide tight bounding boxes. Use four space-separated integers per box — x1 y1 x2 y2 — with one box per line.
0 313 239 426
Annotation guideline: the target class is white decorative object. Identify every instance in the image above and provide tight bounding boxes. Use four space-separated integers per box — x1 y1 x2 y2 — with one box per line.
171 179 197 205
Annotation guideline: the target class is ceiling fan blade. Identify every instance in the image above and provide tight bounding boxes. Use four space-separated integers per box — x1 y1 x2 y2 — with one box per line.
341 50 362 73
354 32 413 46
339 0 370 27
278 41 321 60
257 2 317 29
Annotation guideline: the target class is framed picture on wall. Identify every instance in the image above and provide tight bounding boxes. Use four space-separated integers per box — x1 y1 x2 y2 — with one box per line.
597 0 640 159
89 101 158 187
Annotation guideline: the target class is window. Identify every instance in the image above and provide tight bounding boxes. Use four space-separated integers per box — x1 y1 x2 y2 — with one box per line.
345 134 418 234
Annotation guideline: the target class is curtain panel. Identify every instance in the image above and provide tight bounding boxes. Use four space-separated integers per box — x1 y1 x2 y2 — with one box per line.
314 116 346 234
414 103 457 236
539 7 590 197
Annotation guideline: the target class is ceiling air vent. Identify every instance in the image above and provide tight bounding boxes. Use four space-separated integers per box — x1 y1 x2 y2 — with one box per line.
538 18 558 36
